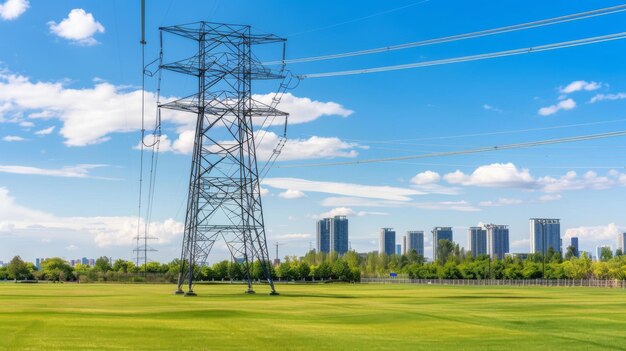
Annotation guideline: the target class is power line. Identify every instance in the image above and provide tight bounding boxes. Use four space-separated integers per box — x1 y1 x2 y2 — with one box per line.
275 130 626 168
298 32 626 79
341 118 626 144
286 0 430 38
268 4 626 65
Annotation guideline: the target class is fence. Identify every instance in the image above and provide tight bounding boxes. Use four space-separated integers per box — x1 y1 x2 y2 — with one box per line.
361 278 626 288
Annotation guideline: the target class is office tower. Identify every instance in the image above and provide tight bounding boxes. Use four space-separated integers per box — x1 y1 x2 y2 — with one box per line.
617 233 626 253
529 218 561 255
81 257 88 265
402 236 407 255
406 231 424 256
379 228 396 255
468 227 487 257
485 224 510 260
432 227 453 261
330 216 349 255
570 237 579 257
35 258 41 269
395 244 402 255
316 218 331 254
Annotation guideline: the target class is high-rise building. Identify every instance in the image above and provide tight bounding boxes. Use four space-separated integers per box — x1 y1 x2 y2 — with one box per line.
396 244 402 255
432 227 453 261
617 233 626 253
317 216 349 254
88 258 95 266
402 236 407 255
316 218 331 254
81 257 88 265
570 237 579 257
330 216 349 254
35 258 41 269
468 227 487 257
406 231 424 256
379 228 396 255
529 218 561 255
485 224 510 260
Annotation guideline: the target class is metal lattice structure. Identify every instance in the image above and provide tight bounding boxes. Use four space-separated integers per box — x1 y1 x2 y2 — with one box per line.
159 22 290 296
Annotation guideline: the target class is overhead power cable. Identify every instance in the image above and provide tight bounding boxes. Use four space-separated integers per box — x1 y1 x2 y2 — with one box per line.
267 3 626 65
341 118 626 144
298 31 626 78
275 130 626 168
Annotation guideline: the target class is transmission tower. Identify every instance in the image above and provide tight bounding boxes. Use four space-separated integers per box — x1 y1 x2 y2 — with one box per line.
158 22 290 296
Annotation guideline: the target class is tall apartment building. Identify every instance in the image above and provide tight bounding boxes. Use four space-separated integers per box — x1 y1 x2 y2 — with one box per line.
316 216 349 254
617 233 626 253
485 224 510 260
468 227 487 257
379 228 396 255
529 218 561 255
406 231 424 256
570 237 579 257
432 227 453 261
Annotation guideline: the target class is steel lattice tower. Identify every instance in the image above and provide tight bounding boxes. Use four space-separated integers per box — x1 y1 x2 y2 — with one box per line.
158 22 288 296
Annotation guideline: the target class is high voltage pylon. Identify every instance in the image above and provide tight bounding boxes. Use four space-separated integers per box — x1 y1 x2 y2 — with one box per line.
158 22 290 296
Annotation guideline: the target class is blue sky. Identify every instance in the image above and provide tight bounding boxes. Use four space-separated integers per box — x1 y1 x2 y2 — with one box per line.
1 0 626 264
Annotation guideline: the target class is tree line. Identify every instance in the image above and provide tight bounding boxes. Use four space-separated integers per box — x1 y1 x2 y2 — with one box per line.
1 240 625 283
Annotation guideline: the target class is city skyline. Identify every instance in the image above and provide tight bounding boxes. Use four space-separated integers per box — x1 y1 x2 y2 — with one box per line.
1 1 626 263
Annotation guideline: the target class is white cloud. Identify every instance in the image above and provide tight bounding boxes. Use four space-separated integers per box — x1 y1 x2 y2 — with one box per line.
19 121 34 128
538 194 562 202
255 130 364 161
410 171 440 185
538 171 615 193
48 9 105 46
589 92 626 103
320 197 479 212
0 0 29 20
254 92 353 125
278 189 305 199
538 98 576 116
0 186 183 247
260 187 270 196
511 239 530 249
444 163 535 188
2 135 25 142
65 244 79 251
564 223 624 243
0 164 106 178
317 207 389 219
263 177 424 201
559 80 601 94
34 126 55 135
482 104 502 113
0 72 354 155
478 198 523 207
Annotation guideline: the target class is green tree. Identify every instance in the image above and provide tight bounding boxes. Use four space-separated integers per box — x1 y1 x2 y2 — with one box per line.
564 245 577 260
600 247 613 261
7 256 31 280
94 257 112 272
436 239 455 265
332 259 351 281
112 259 135 273
40 257 73 282
296 261 310 281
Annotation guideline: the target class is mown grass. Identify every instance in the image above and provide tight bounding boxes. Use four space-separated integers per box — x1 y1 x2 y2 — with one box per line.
0 282 625 350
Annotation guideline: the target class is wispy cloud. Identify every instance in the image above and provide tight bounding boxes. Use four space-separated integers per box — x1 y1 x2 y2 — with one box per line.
559 80 601 94
2 135 25 142
538 98 576 116
0 164 108 179
589 92 626 103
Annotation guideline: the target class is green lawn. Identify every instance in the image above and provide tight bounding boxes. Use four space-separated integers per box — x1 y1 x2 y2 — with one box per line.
0 282 625 350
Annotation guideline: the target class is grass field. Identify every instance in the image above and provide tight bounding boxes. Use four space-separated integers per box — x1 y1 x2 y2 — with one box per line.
1 283 625 350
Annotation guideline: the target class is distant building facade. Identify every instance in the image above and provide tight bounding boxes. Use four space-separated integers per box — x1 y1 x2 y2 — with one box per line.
317 216 349 255
396 244 402 255
617 233 626 253
406 231 424 256
529 218 561 255
570 237 579 257
379 228 396 255
468 227 487 257
485 224 510 260
432 227 453 261
316 218 331 254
